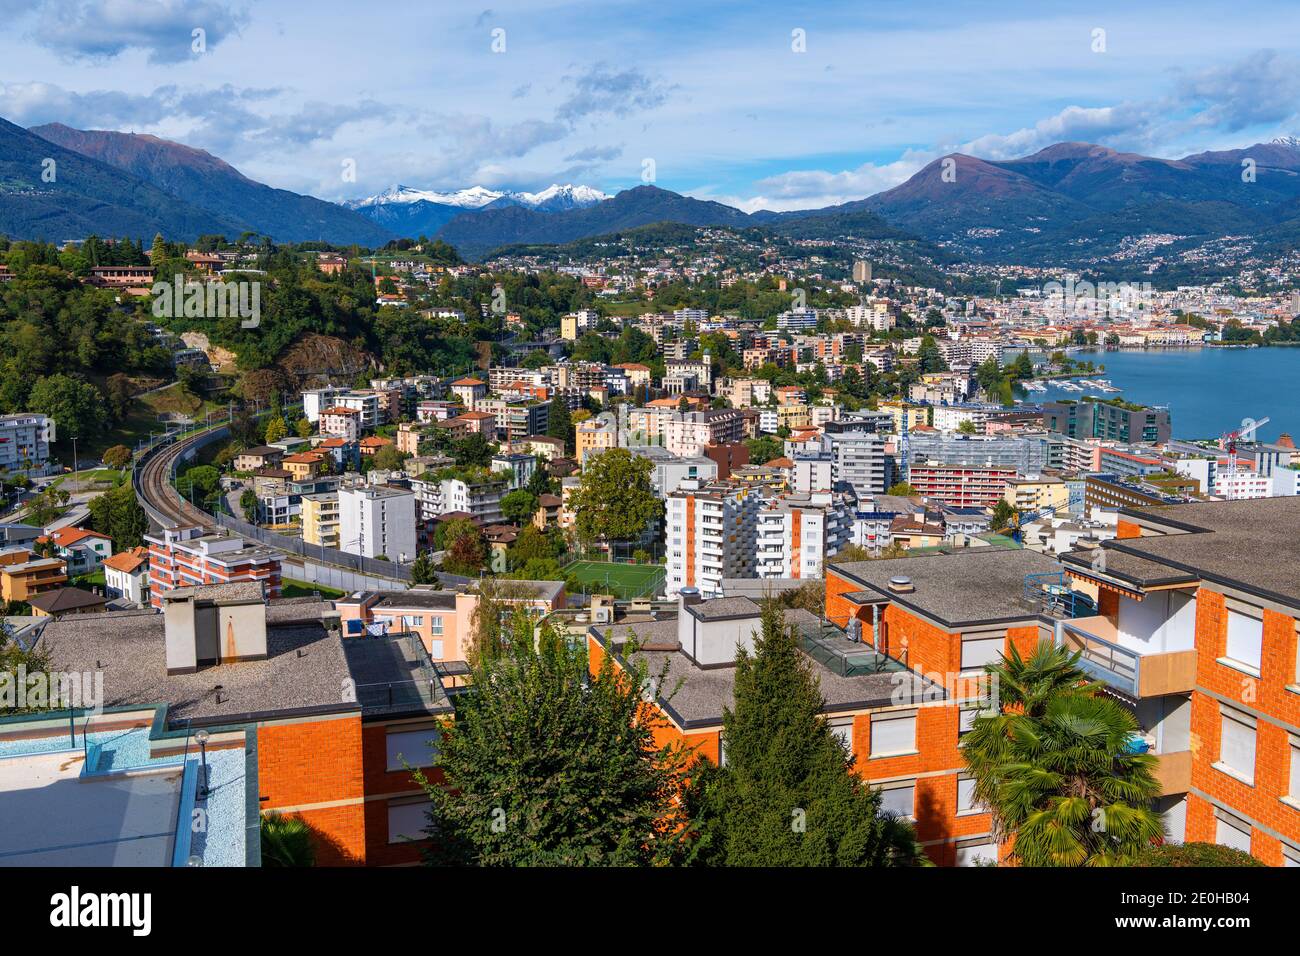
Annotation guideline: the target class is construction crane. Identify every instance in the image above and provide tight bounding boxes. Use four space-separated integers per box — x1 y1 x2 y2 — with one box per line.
1219 416 1270 477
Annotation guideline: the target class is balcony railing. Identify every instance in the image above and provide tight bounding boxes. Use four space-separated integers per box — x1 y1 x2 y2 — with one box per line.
1056 617 1196 698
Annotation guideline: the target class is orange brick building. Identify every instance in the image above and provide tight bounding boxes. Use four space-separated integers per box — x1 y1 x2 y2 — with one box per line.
589 550 1066 866
1061 497 1300 866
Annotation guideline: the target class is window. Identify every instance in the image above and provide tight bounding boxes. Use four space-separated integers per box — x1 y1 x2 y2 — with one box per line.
959 707 980 738
955 840 998 867
1216 707 1256 784
828 719 853 753
429 640 444 659
961 635 1005 672
387 799 432 844
870 712 917 757
1214 810 1252 854
957 777 983 815
430 615 444 636
1290 738 1300 804
877 782 915 819
1284 844 1300 869
401 615 423 629
386 726 440 772
1224 608 1263 674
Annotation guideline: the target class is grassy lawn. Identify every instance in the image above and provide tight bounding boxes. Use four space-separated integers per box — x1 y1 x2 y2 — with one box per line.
562 560 664 599
281 578 346 600
71 570 107 589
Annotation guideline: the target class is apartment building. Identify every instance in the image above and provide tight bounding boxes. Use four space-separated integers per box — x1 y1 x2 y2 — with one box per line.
1003 474 1070 515
302 386 346 423
409 473 507 525
20 585 454 866
333 391 382 430
320 406 362 441
592 549 1063 865
908 463 1018 509
754 491 853 580
660 409 744 459
1058 498 1300 866
1044 398 1172 445
826 430 893 498
665 480 763 597
102 546 149 606
338 485 418 561
145 526 281 607
302 492 341 548
0 546 67 602
576 416 618 464
0 413 56 476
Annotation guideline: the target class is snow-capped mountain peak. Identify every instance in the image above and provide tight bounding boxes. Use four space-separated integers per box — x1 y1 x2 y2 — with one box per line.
344 183 608 211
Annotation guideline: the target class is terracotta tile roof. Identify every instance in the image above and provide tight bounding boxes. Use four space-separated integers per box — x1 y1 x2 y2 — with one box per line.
102 547 147 574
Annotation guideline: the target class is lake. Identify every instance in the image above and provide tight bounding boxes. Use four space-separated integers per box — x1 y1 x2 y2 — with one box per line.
1022 347 1300 442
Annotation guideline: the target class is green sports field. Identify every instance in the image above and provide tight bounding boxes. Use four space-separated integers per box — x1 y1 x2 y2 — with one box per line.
562 560 665 598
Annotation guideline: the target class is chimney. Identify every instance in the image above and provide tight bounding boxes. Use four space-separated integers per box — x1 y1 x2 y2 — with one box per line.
887 575 915 594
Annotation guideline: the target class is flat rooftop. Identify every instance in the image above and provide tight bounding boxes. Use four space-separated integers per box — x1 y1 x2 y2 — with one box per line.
1111 497 1300 609
597 609 938 729
0 752 181 866
832 548 1063 627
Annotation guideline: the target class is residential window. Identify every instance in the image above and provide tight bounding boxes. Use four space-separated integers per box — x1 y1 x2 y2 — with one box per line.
429 615 444 636
959 707 980 739
957 777 984 815
429 640 444 659
1216 707 1257 784
828 719 854 753
387 798 432 844
1213 809 1252 854
386 725 441 772
1284 843 1300 868
1224 608 1263 675
870 711 917 758
1289 737 1300 804
877 782 915 819
955 840 998 867
961 635 1005 672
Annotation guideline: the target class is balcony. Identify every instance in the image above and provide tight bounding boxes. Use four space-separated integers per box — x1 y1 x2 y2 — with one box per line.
1056 617 1197 698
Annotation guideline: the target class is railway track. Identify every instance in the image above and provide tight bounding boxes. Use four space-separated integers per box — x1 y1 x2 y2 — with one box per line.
134 427 224 531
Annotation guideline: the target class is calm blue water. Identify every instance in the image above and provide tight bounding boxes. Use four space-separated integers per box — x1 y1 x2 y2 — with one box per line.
1026 347 1300 442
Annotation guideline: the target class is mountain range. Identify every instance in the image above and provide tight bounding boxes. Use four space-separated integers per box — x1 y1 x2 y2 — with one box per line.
343 182 608 238
4 114 1300 267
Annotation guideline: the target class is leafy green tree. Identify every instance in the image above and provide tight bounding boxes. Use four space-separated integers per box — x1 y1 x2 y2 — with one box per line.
990 498 1017 531
102 445 132 470
410 550 438 585
263 415 288 444
451 432 494 468
508 524 560 568
371 445 408 472
526 462 553 498
295 417 313 439
87 483 147 549
745 435 784 465
886 481 916 496
28 374 107 444
956 419 978 435
499 489 538 526
441 517 485 575
414 612 696 866
692 601 928 866
568 448 663 545
239 489 258 523
962 643 1165 866
546 397 573 453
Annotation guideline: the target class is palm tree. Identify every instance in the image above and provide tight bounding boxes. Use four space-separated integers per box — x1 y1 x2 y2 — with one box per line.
963 642 1164 866
260 812 316 867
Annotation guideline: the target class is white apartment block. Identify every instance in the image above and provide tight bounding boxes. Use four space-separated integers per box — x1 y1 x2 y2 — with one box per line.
665 480 762 598
409 475 506 525
663 409 745 458
333 392 381 430
0 413 56 476
755 492 853 581
1214 471 1273 501
338 485 417 561
301 387 346 423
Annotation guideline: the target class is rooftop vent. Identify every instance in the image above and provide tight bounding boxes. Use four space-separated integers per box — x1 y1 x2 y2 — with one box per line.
887 576 915 594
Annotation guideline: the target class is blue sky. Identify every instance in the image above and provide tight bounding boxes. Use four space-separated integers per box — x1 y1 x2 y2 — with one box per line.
2 0 1299 210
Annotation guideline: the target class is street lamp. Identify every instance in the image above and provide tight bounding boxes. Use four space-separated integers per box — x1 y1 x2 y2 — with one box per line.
195 729 211 798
